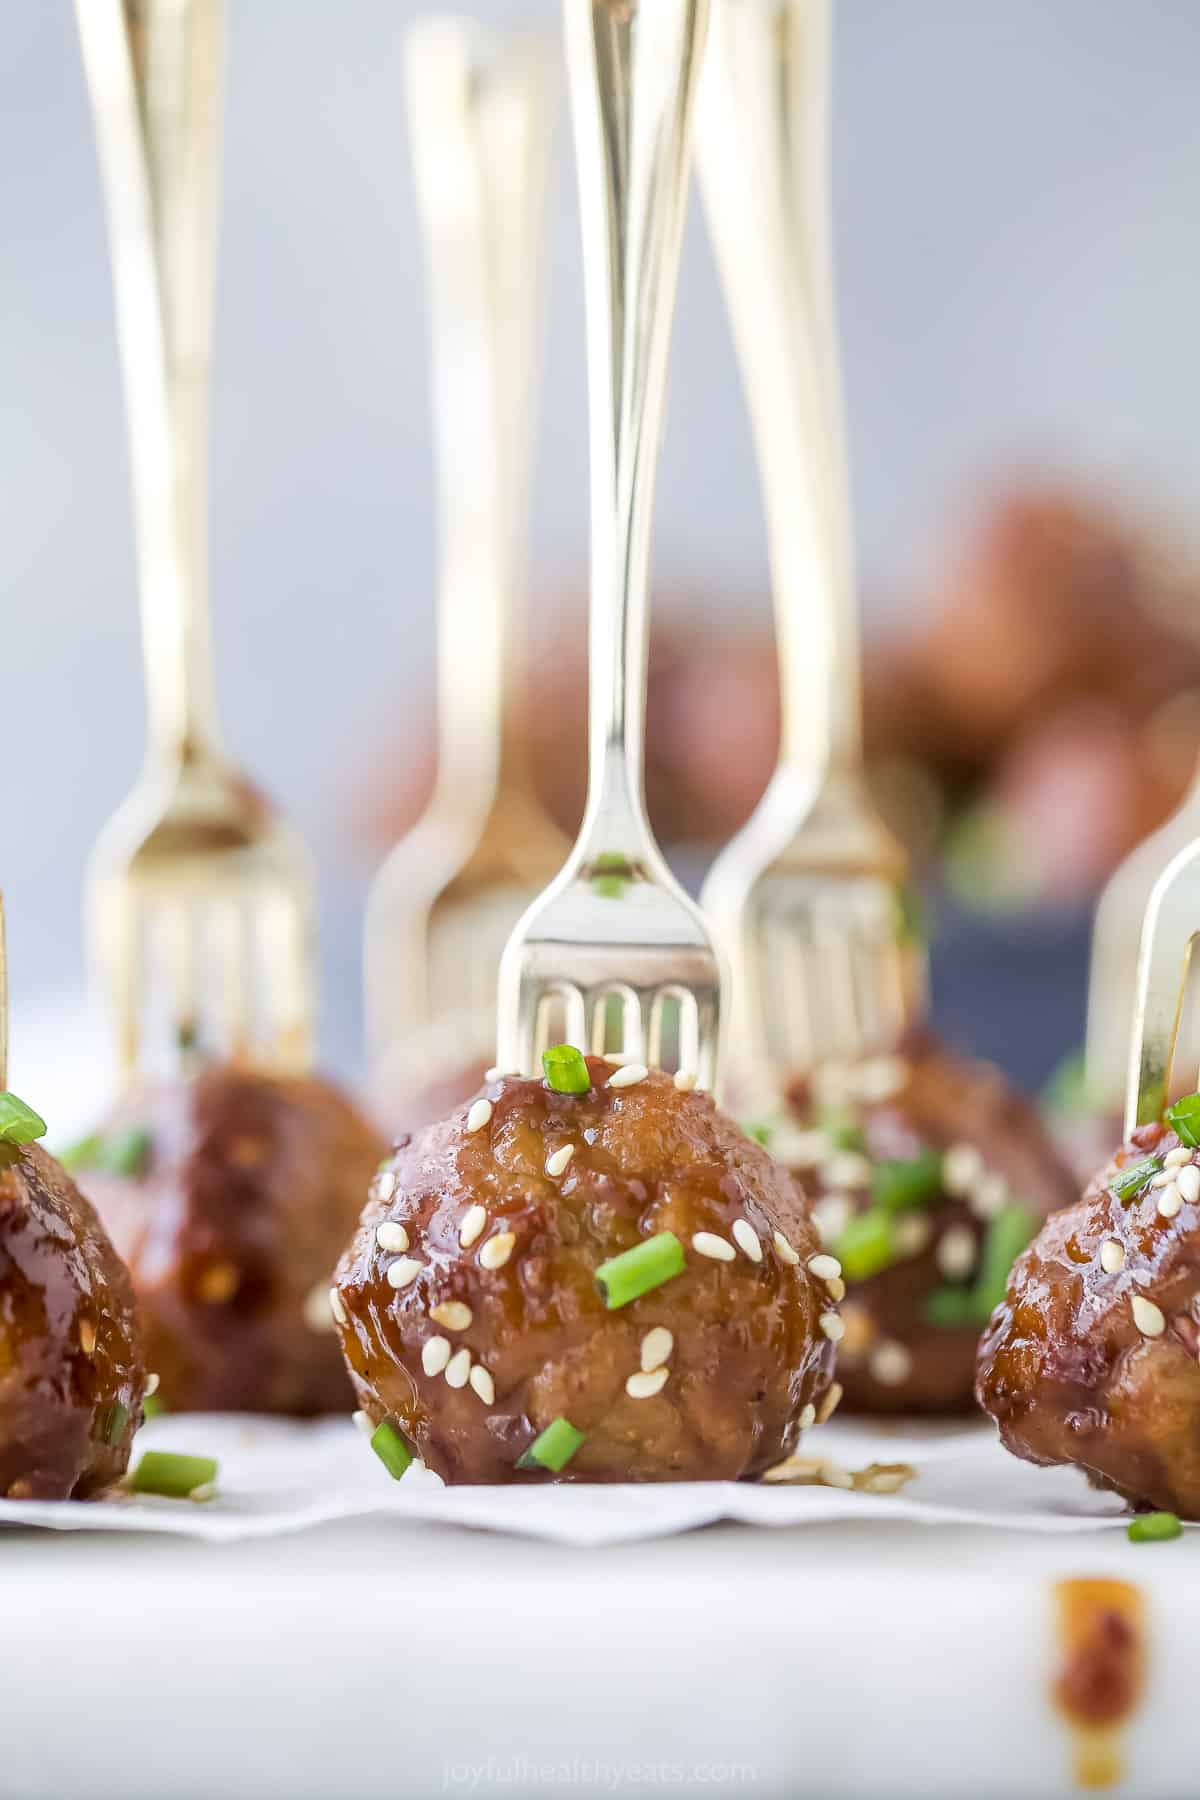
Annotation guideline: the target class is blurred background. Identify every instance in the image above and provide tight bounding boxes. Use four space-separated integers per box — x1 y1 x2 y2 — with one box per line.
6 0 1200 1121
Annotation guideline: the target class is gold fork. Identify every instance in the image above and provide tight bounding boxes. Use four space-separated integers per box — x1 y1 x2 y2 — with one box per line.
78 0 314 1080
696 0 923 1104
364 18 565 1103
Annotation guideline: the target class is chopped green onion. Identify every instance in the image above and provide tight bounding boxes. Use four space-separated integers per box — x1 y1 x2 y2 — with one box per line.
542 1044 591 1095
103 1401 128 1446
923 1286 977 1328
817 1109 867 1153
0 1093 47 1147
58 1132 104 1172
141 1392 165 1421
370 1419 413 1481
1166 1093 1200 1148
1041 1049 1094 1121
517 1417 585 1473
590 851 630 899
128 1451 218 1499
1109 1155 1160 1204
595 1232 685 1308
1128 1511 1182 1543
743 1120 773 1147
971 1204 1036 1319
872 1151 943 1213
832 1209 894 1281
56 1125 152 1179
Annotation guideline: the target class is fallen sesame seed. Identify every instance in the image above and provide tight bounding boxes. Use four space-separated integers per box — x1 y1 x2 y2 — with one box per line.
893 1214 932 1257
444 1348 472 1388
935 1223 977 1282
545 1143 575 1178
819 1461 854 1490
430 1301 473 1332
807 1253 842 1281
303 1281 336 1333
422 1335 451 1376
625 1368 669 1399
145 1372 160 1398
816 1381 843 1424
375 1221 409 1253
821 1150 872 1190
1132 1295 1166 1337
386 1257 422 1290
673 1069 698 1091
820 1312 844 1342
1178 1165 1200 1203
189 1483 217 1505
479 1231 516 1270
856 1463 915 1495
640 1326 673 1372
352 1409 372 1435
371 1170 397 1203
825 1276 846 1302
79 1320 97 1357
1099 1238 1126 1274
773 1229 801 1265
1158 1186 1183 1220
609 1063 649 1090
469 1365 495 1404
692 1230 736 1262
798 1404 816 1430
869 1340 913 1387
466 1098 493 1133
732 1218 763 1262
1165 1146 1192 1168
329 1287 348 1326
942 1143 984 1196
459 1204 487 1248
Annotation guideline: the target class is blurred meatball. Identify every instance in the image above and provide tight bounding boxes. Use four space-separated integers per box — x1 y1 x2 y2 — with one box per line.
977 1118 1200 1516
334 1060 837 1483
779 1037 1078 1413
77 1065 384 1414
1 1142 145 1498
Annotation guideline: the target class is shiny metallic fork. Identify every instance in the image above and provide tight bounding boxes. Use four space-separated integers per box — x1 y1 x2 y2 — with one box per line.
696 0 923 1102
495 0 721 1085
78 0 314 1079
364 19 565 1099
1124 804 1200 1132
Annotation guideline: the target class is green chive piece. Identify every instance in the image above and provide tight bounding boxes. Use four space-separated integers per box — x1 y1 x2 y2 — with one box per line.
923 1286 977 1328
1166 1093 1200 1149
370 1419 413 1481
872 1151 943 1213
971 1204 1036 1319
0 1093 47 1147
817 1109 867 1153
590 851 630 900
518 1417 585 1473
743 1120 773 1147
542 1044 591 1096
128 1451 218 1499
98 1126 152 1178
58 1132 104 1172
103 1401 128 1446
1128 1511 1182 1543
141 1392 165 1421
595 1232 686 1308
832 1209 894 1281
1109 1155 1161 1204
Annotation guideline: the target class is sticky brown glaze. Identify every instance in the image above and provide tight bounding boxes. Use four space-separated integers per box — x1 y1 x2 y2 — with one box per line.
787 1037 1077 1414
977 1121 1200 1514
1052 1578 1145 1791
0 1144 146 1499
334 1062 836 1483
80 1065 384 1415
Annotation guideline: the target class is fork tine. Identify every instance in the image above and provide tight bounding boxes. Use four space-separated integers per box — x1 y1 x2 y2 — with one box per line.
1126 842 1200 1131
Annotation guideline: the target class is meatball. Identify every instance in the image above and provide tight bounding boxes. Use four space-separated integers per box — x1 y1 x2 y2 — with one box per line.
780 1038 1077 1413
977 1118 1200 1516
74 1064 384 1415
1 1142 146 1498
333 1060 837 1483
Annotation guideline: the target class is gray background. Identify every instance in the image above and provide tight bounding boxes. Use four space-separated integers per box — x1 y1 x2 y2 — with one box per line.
3 0 1199 1113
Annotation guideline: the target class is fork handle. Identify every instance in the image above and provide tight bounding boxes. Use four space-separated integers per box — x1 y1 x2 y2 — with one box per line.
696 0 860 778
77 0 223 766
406 22 558 808
567 0 709 849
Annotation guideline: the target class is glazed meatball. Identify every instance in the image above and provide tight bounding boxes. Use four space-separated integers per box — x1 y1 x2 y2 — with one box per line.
977 1119 1200 1516
780 1038 1077 1413
75 1065 384 1415
1 1142 146 1498
333 1060 837 1483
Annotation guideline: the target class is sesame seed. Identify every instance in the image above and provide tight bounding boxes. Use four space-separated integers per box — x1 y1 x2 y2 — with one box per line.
936 1224 977 1282
816 1381 843 1424
854 1056 908 1104
484 1067 503 1082
640 1326 673 1371
329 1287 348 1326
145 1372 160 1398
459 1204 487 1247
422 1335 451 1376
371 1170 397 1203
1158 1185 1183 1219
772 1229 800 1265
625 1368 669 1399
860 1466 915 1495
609 1063 649 1089
386 1257 422 1290
479 1231 515 1270
1178 1165 1200 1203
430 1301 473 1332
839 1303 875 1355
798 1404 816 1429
1150 1167 1175 1188
970 1173 1009 1219
819 1312 844 1342
807 1253 842 1280
352 1409 372 1434
79 1320 97 1357
732 1218 763 1262
819 1461 854 1490
375 1221 409 1253
763 1455 825 1484
1132 1295 1166 1337
545 1143 575 1178
1165 1146 1192 1167
467 1098 493 1133
444 1348 472 1388
303 1282 337 1332
673 1069 698 1091
869 1340 913 1387
692 1230 736 1262
943 1144 984 1196
811 1194 853 1243
825 1276 846 1302
774 1126 830 1170
821 1151 872 1190
1099 1239 1126 1274
469 1365 495 1405
893 1214 932 1257
189 1483 217 1505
